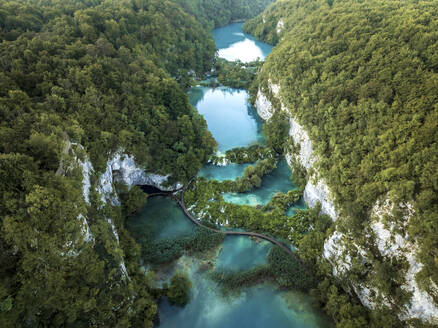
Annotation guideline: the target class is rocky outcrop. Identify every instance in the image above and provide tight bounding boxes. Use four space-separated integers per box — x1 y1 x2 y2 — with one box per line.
254 81 438 324
255 81 338 221
110 153 182 190
370 199 438 322
322 194 438 323
76 149 181 280
276 19 284 34
255 89 274 120
287 118 315 171
303 177 338 220
80 151 181 206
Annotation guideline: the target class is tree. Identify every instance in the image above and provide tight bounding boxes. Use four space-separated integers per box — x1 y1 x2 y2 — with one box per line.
167 273 192 306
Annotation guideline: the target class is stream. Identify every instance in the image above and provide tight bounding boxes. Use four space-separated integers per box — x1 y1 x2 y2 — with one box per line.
127 22 332 328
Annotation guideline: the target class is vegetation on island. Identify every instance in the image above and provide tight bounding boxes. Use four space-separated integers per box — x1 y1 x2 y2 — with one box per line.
135 226 225 265
166 273 192 307
213 58 263 89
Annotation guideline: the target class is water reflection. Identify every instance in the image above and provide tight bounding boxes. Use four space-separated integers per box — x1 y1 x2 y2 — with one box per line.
213 23 273 62
189 87 264 151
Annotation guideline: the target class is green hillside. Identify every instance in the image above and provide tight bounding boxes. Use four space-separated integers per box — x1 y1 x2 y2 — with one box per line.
246 0 438 325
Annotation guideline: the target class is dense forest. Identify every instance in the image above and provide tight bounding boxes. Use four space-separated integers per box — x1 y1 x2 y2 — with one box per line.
174 0 275 29
245 0 438 325
0 0 277 326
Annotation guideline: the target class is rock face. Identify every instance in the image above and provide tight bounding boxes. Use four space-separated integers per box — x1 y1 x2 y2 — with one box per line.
276 19 284 34
255 89 274 120
255 81 338 221
80 151 181 206
110 153 181 190
288 117 315 171
255 81 438 324
76 149 181 280
370 199 438 322
303 177 338 220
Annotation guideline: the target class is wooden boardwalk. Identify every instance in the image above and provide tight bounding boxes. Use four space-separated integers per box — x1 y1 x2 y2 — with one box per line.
173 191 296 257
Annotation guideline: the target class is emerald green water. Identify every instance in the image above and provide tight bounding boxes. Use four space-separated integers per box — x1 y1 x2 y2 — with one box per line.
215 235 271 271
128 197 331 328
189 86 264 152
197 162 252 181
129 22 330 328
223 159 298 206
158 257 331 328
127 197 196 242
213 22 273 62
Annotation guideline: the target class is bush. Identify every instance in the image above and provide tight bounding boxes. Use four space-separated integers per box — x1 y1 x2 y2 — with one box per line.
167 273 192 306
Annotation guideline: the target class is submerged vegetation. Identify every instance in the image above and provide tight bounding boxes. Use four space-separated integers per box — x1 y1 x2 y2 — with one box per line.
134 226 225 265
211 245 314 295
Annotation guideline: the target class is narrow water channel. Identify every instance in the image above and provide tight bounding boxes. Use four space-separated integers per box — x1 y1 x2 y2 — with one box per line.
128 23 332 328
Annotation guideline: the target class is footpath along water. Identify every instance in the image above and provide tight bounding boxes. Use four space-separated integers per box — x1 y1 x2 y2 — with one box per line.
129 197 332 328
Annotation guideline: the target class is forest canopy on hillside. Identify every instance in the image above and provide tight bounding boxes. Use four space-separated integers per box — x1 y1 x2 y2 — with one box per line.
175 0 275 29
245 0 438 294
0 0 222 326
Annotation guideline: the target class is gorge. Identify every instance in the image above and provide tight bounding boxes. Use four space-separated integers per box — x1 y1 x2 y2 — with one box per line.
1 1 437 327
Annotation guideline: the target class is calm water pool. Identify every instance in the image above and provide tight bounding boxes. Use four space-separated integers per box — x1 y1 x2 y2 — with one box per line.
213 22 273 62
223 159 298 206
189 86 264 152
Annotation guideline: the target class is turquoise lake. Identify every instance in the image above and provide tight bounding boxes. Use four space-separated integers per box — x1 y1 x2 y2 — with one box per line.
198 162 252 181
223 159 298 206
189 86 264 152
128 197 331 328
213 22 273 62
129 22 331 328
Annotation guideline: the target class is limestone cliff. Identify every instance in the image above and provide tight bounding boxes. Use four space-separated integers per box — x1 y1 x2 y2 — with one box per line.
255 82 438 324
76 149 180 280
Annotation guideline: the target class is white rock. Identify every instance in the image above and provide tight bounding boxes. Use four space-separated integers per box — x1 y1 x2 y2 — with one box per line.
288 117 315 171
323 231 350 275
110 153 182 191
304 176 338 221
271 82 280 97
78 214 94 243
276 19 284 34
98 160 120 206
255 82 337 221
370 198 438 323
255 89 274 120
79 158 93 204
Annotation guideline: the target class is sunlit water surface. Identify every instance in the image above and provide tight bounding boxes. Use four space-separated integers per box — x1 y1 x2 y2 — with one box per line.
213 22 273 62
189 86 264 152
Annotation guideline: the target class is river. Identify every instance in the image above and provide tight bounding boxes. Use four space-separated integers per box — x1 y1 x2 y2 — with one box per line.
127 22 332 328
